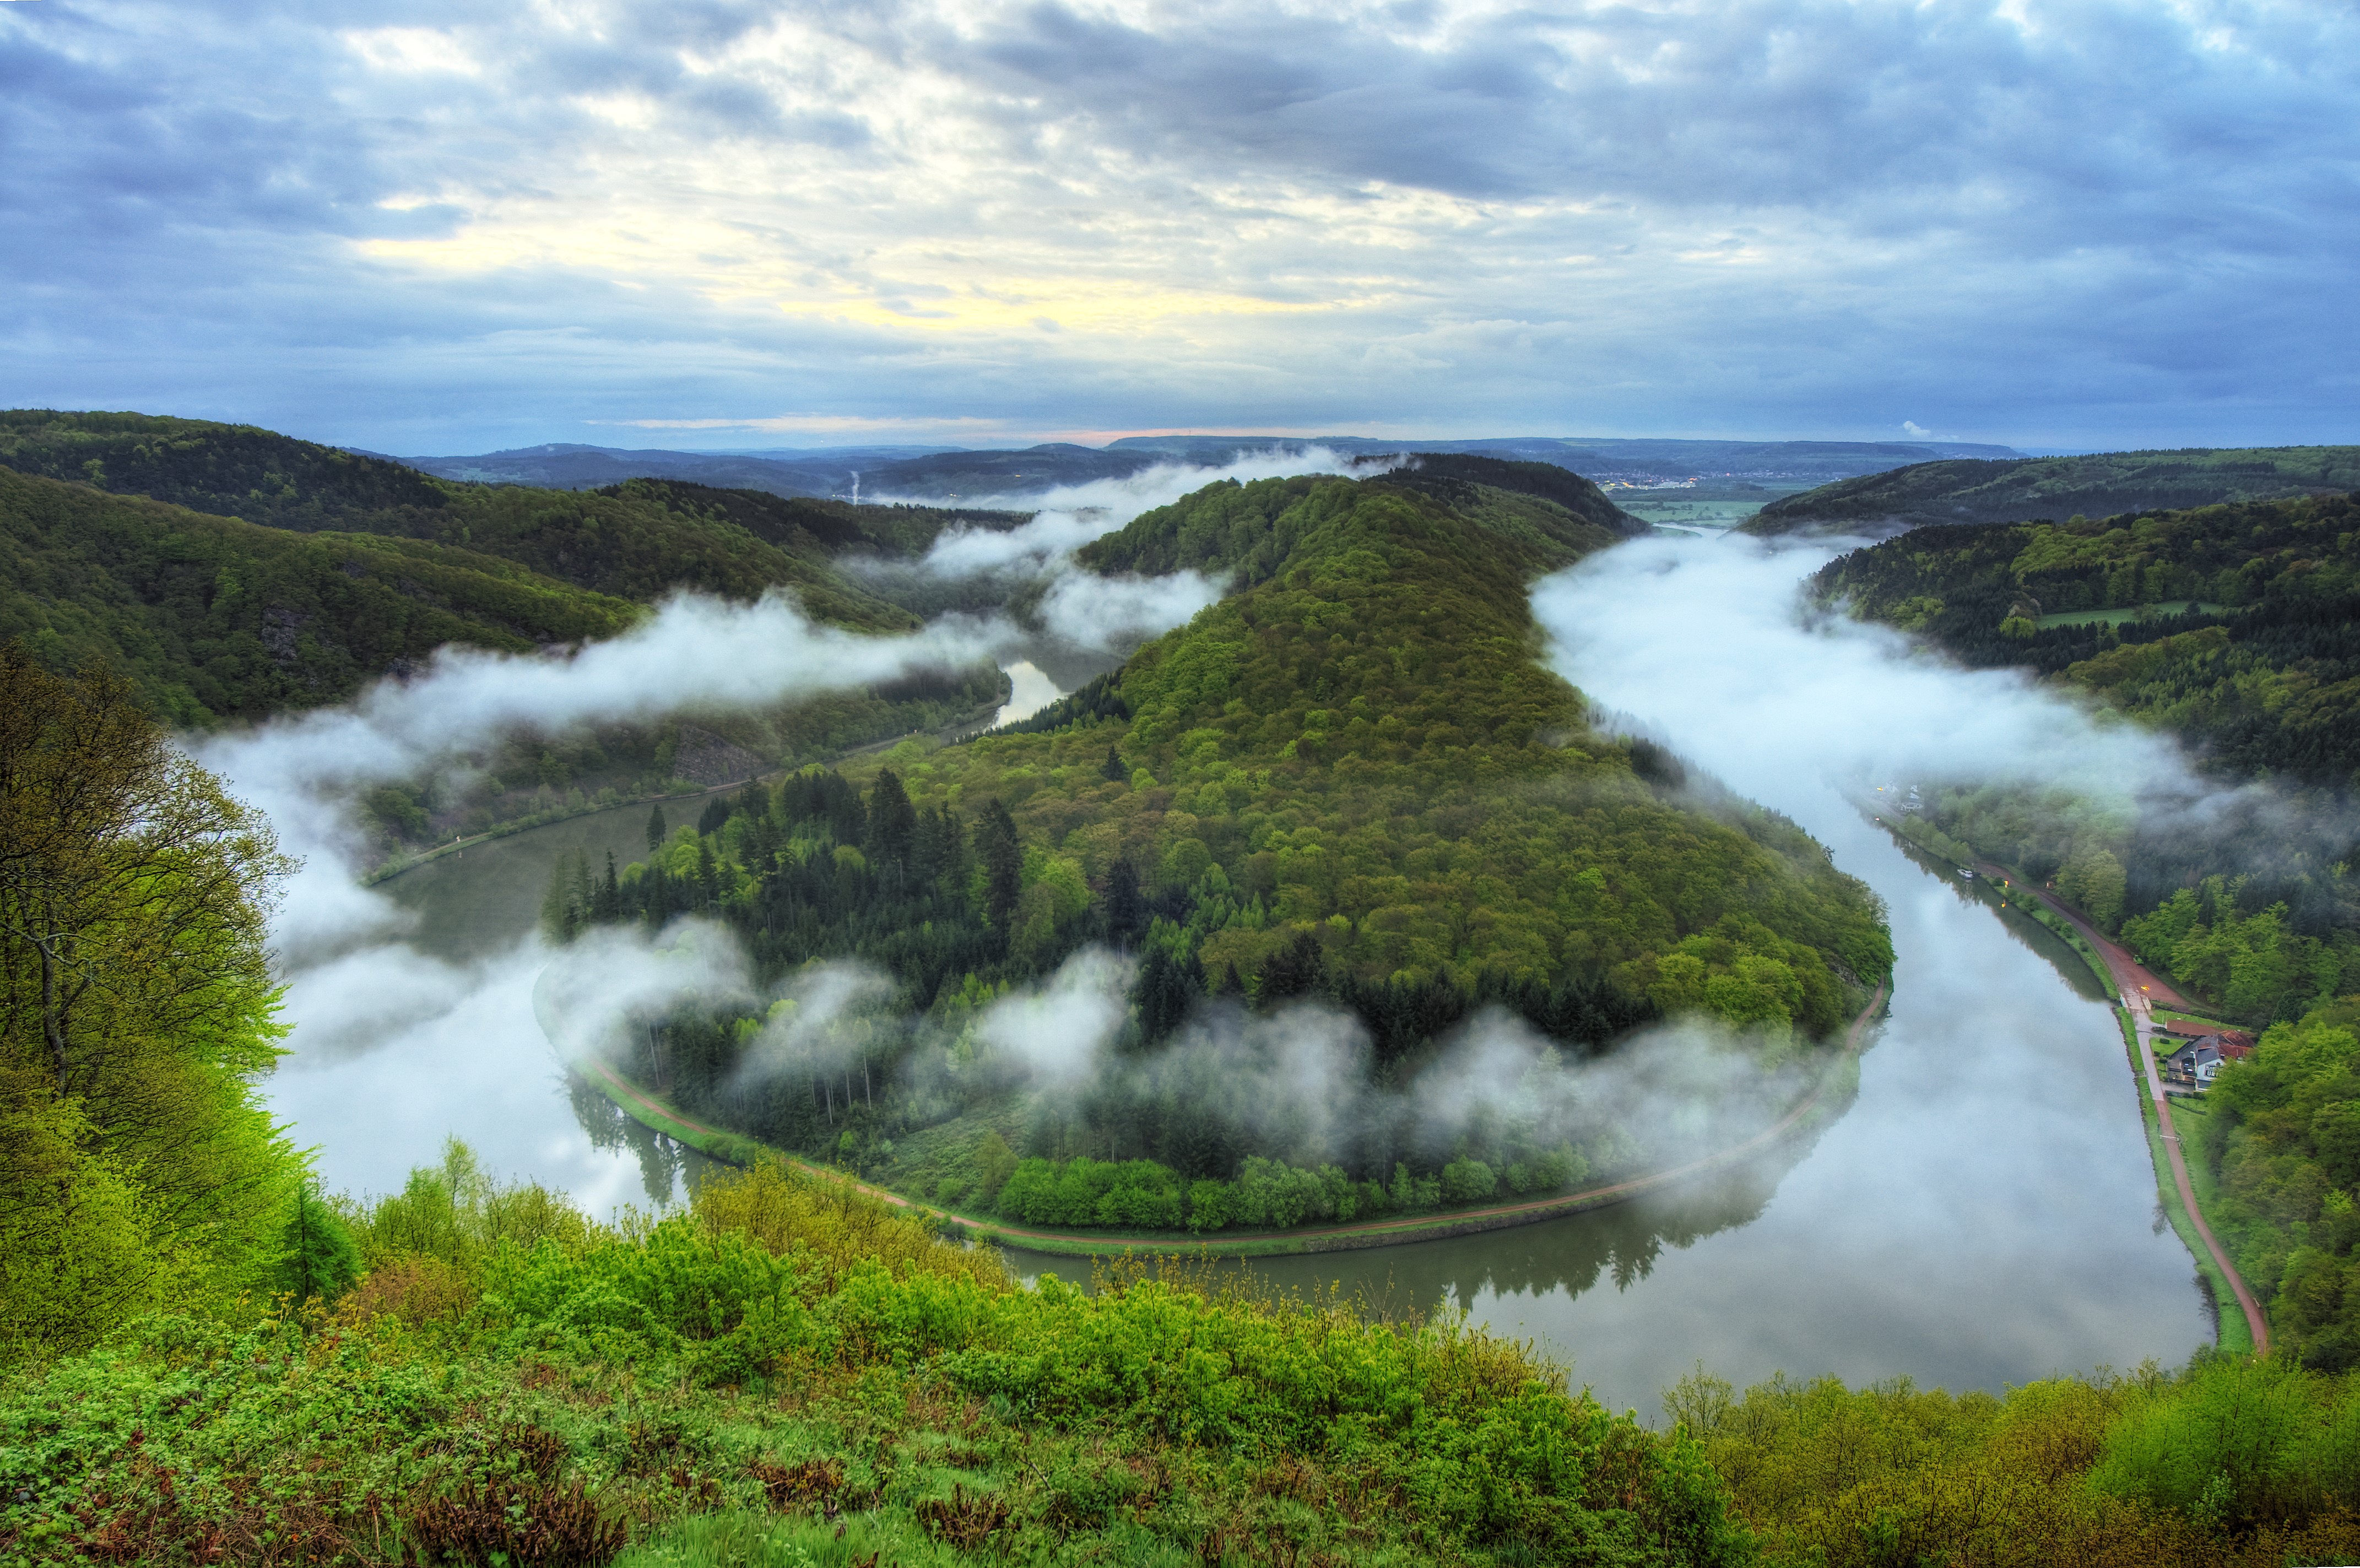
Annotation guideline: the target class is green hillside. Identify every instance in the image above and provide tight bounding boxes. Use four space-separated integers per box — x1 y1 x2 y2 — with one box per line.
1816 493 2360 1024
1816 493 2360 785
0 418 1013 850
559 472 1892 1222
0 407 450 527
0 410 924 626
1740 446 2360 537
0 466 640 726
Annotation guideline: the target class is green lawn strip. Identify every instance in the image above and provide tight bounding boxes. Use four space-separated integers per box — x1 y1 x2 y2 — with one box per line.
2164 1096 2257 1355
2108 1002 2251 1355
2032 600 2228 630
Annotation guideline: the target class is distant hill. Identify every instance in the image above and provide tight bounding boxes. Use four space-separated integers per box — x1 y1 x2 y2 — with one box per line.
380 431 2027 501
0 411 925 627
1739 446 2360 537
0 409 451 527
400 441 960 496
0 465 637 726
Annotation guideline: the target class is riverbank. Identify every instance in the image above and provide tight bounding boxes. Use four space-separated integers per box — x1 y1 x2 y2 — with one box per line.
1854 800 2265 1353
538 968 1889 1258
364 699 1006 886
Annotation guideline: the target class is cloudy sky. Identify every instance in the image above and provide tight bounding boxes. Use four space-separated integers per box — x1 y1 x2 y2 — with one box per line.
4 0 2353 452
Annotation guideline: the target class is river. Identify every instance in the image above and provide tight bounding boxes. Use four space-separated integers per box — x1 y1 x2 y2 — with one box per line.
264 555 2211 1418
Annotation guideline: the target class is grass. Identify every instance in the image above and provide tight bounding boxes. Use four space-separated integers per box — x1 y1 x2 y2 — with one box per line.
2152 1008 2232 1030
2164 1097 2257 1356
2032 600 2227 629
1 1159 1753 1568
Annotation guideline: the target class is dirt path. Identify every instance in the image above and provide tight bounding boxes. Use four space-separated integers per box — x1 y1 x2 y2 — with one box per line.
2007 877 2269 1354
583 980 1888 1256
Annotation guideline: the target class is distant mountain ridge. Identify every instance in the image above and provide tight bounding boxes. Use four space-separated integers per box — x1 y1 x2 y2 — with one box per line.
392 433 2027 501
1739 446 2360 538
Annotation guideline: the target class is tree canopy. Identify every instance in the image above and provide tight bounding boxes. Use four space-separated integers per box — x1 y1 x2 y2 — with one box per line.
0 645 301 1359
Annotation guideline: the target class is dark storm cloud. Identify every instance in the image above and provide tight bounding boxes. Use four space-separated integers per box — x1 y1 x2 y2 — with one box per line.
1 0 2353 449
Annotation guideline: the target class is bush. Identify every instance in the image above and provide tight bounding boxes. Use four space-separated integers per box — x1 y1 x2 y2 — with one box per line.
1442 1158 1498 1203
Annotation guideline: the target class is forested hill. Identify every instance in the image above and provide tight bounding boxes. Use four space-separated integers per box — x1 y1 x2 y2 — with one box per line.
1074 457 1639 589
564 471 1893 1209
0 466 638 725
0 410 969 624
0 407 448 527
1815 492 2360 1026
1739 446 2360 537
1815 493 2360 786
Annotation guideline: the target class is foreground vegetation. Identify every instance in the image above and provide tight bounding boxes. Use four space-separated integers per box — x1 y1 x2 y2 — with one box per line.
2194 996 2360 1370
17 1141 2360 1567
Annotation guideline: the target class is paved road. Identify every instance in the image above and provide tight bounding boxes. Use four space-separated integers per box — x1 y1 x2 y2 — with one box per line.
586 980 1889 1256
2000 873 2270 1355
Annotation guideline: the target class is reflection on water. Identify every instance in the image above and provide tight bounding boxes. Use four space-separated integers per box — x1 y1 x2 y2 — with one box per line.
272 652 2205 1418
1010 795 2208 1418
267 791 726 1213
994 660 1064 726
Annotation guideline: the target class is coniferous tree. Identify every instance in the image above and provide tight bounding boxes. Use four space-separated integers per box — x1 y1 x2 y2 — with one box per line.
645 804 668 853
976 799 1023 936
1103 858 1144 948
270 1182 360 1306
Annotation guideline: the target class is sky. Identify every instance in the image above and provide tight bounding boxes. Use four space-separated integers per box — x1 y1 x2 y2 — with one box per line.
4 0 2355 453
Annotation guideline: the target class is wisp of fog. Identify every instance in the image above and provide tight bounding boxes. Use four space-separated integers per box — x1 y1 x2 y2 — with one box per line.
229 446 1368 1204
1531 535 2210 827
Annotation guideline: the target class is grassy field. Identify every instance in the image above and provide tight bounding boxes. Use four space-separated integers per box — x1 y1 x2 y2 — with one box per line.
2032 600 2227 629
1608 483 1812 531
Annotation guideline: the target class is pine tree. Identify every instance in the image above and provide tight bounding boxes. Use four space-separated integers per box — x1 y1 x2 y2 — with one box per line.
272 1182 360 1306
1103 858 1144 948
976 799 1023 935
645 803 668 853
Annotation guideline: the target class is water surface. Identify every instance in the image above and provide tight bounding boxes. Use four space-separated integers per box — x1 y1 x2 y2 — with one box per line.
265 595 2207 1414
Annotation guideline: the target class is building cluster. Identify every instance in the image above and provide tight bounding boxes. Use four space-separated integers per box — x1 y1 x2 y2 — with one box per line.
2156 1021 2258 1090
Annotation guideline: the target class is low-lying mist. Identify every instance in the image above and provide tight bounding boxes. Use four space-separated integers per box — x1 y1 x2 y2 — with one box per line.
227 446 1374 1201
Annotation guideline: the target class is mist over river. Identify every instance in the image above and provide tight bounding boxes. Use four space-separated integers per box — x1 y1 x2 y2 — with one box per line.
264 546 2210 1417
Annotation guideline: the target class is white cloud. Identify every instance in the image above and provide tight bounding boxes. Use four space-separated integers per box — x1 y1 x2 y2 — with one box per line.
5 0 2356 447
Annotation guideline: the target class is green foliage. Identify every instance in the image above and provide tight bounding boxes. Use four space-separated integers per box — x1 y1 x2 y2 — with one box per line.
271 1185 362 1306
2194 997 2360 1368
1748 444 2359 536
0 410 923 630
0 465 641 726
1681 1358 2360 1565
0 1149 1750 1567
0 407 451 527
1817 493 2360 786
954 476 1891 1008
0 651 304 1364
